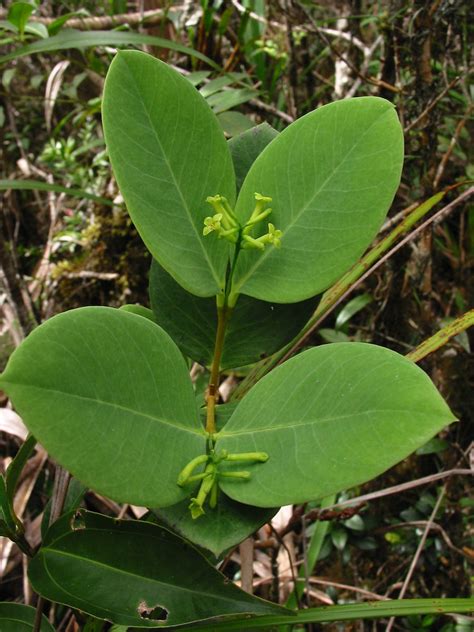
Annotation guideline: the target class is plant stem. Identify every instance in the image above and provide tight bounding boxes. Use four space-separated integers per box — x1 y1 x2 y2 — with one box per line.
206 305 232 434
406 309 474 362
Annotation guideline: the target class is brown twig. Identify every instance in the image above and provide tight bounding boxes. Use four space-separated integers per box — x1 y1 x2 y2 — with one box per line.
433 103 473 189
313 469 471 517
384 488 446 632
239 538 254 594
279 503 366 538
404 76 460 132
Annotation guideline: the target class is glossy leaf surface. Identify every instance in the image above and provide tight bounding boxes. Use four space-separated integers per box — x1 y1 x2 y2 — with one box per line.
0 603 54 632
149 260 315 369
103 51 235 297
0 307 205 507
29 512 287 627
217 343 456 507
230 97 404 302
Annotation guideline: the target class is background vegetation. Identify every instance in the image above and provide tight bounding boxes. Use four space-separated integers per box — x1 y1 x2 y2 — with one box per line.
0 1 472 630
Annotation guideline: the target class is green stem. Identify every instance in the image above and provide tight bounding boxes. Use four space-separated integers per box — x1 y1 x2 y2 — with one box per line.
206 305 232 434
407 309 474 362
174 599 474 630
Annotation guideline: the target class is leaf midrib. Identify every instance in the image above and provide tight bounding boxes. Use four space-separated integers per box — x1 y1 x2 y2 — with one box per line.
2 381 205 437
219 407 438 438
123 58 223 292
232 106 391 293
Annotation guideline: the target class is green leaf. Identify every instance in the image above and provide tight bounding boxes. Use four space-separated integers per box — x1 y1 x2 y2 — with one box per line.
28 511 287 627
217 111 255 137
343 514 365 531
103 51 235 297
7 2 34 37
416 437 449 455
207 88 257 114
0 476 18 533
24 22 48 39
119 303 157 323
318 328 350 343
5 434 36 502
228 123 279 191
186 71 211 86
47 10 89 36
0 30 219 67
154 495 276 558
0 307 206 507
0 179 115 206
335 293 373 330
199 73 247 98
216 343 456 507
331 527 348 551
230 97 404 303
149 259 316 369
0 603 55 632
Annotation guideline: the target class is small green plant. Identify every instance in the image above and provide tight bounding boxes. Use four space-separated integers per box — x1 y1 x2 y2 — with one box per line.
0 51 468 628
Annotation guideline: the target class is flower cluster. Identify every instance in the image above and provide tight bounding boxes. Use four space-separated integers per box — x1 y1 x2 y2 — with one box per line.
203 192 283 251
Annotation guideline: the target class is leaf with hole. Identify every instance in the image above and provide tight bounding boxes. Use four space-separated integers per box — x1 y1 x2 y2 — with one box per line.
28 511 288 627
230 97 404 303
102 50 235 297
0 307 206 508
216 343 456 507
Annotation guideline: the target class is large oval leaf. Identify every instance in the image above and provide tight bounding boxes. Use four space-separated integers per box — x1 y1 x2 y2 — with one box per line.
230 97 404 303
0 307 206 507
29 511 287 627
216 343 456 507
0 603 54 632
149 259 316 369
102 50 236 297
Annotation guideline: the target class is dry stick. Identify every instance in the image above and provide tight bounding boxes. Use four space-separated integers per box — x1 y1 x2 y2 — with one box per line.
33 466 71 632
310 469 472 515
384 489 446 632
403 76 460 133
308 578 389 602
239 538 254 594
433 103 474 189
